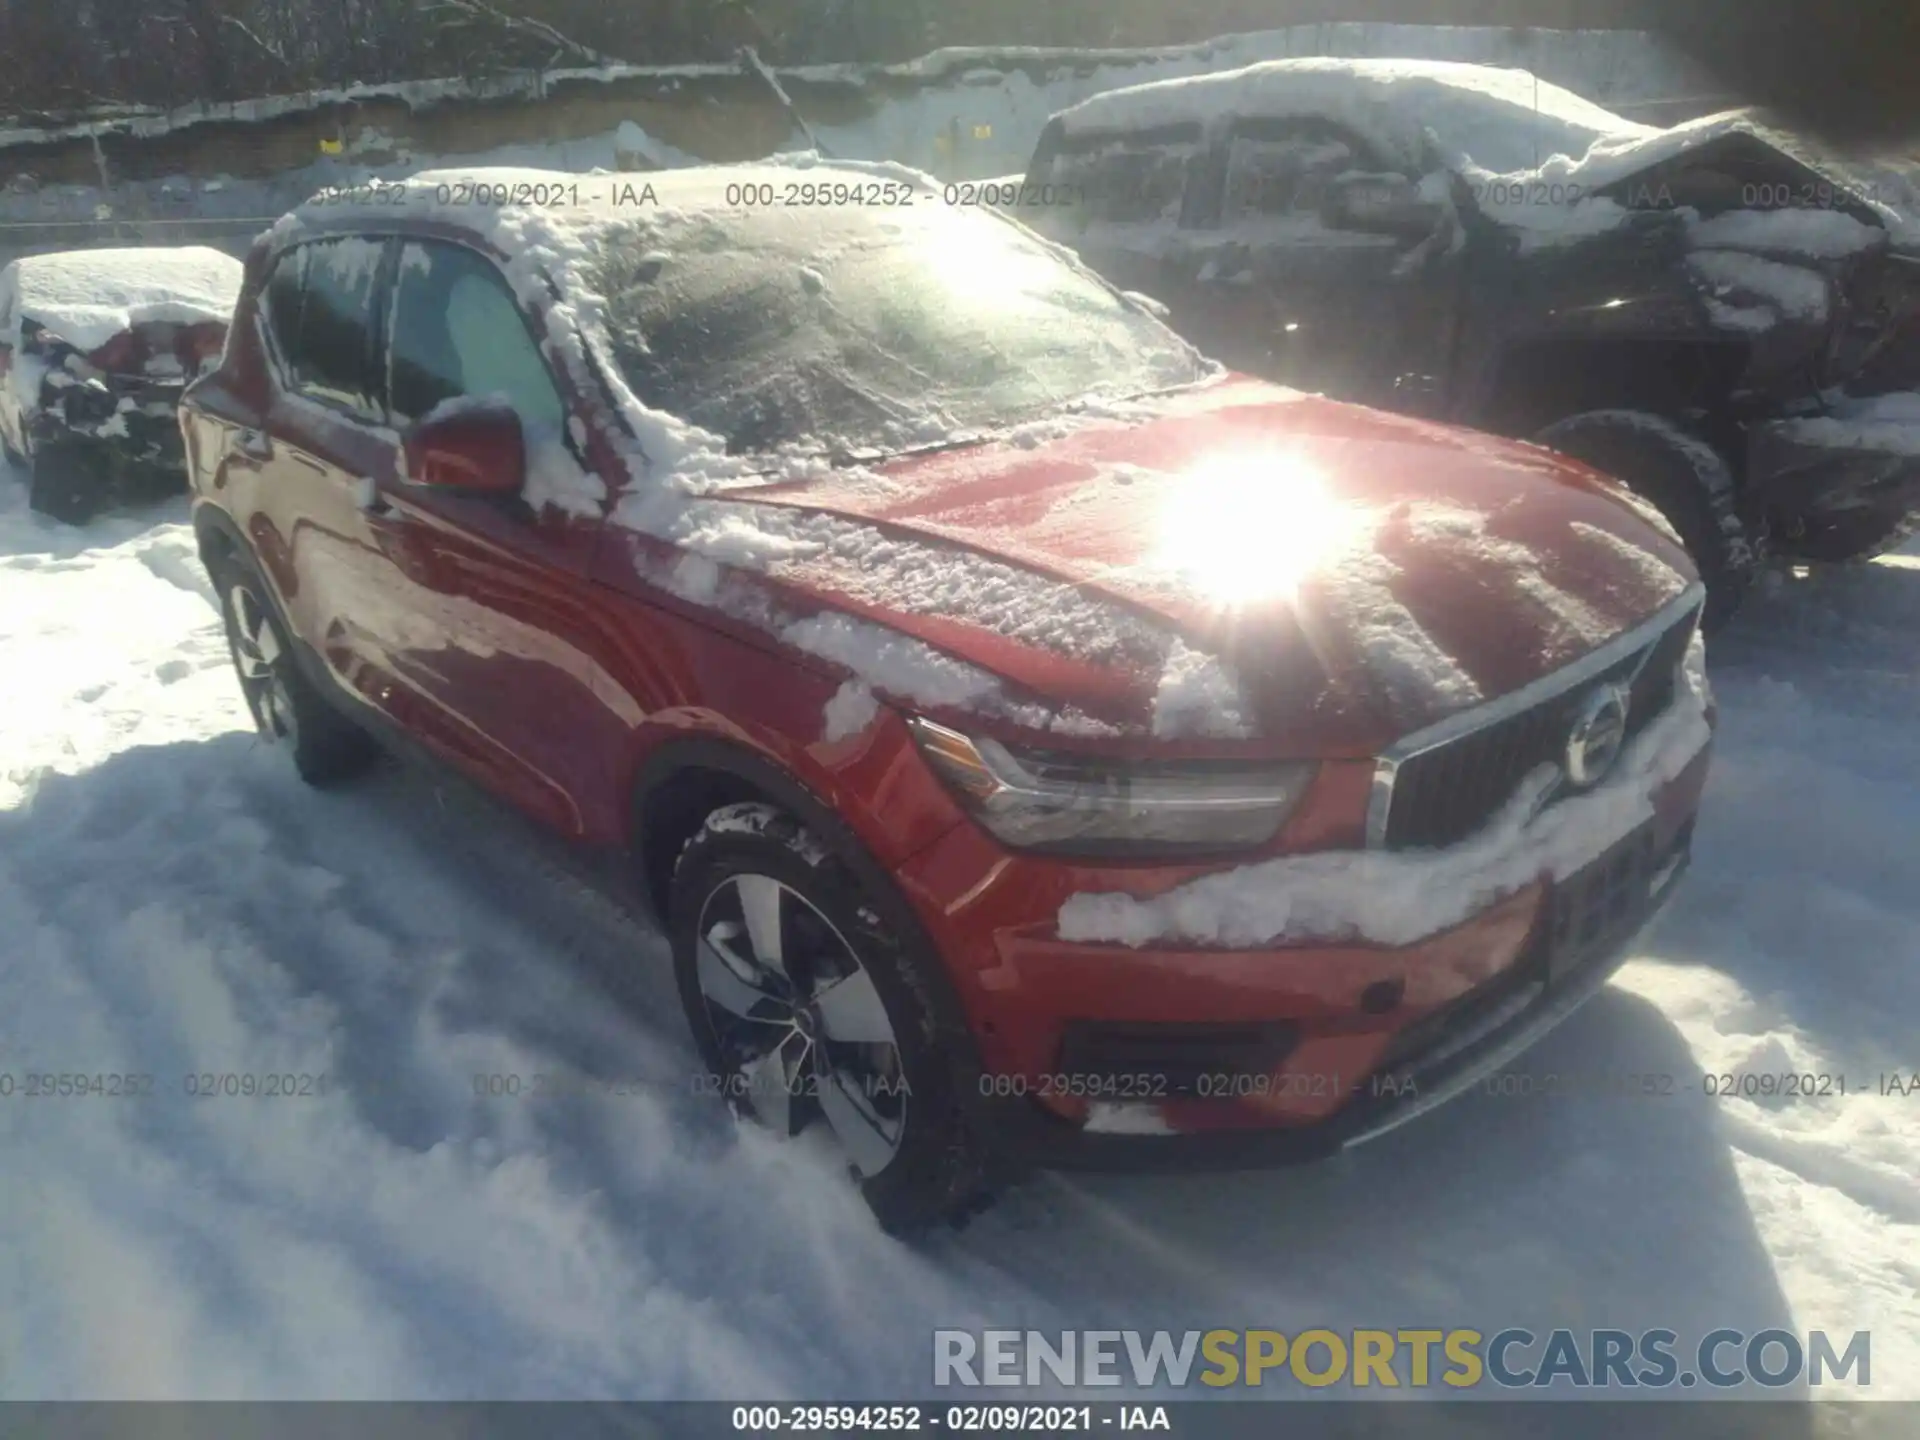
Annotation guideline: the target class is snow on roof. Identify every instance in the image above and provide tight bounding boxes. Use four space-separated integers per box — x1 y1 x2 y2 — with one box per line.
1051 57 1654 177
2 245 243 353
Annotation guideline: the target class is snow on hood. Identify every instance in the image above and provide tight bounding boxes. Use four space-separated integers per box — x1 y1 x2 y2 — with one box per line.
1052 57 1653 179
1 245 243 353
1472 109 1909 250
687 379 1698 751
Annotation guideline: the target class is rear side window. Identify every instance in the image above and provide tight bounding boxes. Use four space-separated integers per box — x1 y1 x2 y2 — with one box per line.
262 236 386 417
1047 126 1203 228
386 241 564 432
1224 120 1374 223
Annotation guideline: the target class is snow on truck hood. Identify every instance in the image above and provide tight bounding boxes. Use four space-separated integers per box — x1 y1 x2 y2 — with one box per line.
1 246 242 353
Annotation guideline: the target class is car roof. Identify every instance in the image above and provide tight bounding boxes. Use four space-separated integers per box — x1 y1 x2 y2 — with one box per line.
0 245 243 350
5 244 243 283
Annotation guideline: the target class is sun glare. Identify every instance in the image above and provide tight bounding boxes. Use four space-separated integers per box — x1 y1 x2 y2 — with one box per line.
1150 451 1371 606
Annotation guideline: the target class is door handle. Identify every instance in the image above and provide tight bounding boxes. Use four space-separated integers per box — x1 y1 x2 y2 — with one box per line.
231 426 273 461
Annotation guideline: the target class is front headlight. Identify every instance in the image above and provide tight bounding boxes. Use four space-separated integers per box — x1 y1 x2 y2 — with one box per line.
907 716 1316 857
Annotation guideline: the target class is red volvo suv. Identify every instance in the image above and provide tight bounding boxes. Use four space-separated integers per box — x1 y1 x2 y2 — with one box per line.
180 164 1715 1232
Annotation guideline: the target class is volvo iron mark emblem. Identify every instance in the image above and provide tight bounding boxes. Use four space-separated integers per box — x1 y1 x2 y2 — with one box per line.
1565 683 1630 790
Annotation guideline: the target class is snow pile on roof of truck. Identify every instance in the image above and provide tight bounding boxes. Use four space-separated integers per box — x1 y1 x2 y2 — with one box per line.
1051 57 1655 177
1 246 243 353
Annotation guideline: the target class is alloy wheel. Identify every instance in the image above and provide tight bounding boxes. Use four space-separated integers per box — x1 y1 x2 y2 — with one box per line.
694 872 907 1176
226 582 298 748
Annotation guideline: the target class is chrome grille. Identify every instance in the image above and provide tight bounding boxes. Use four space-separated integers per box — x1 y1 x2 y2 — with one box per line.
1367 586 1704 853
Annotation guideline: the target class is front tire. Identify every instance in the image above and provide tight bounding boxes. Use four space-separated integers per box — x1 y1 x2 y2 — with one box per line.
1536 410 1757 631
212 554 379 787
669 802 991 1235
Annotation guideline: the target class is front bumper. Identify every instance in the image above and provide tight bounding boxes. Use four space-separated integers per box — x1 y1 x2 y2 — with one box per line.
32 377 189 468
918 746 1710 1174
1747 390 1920 520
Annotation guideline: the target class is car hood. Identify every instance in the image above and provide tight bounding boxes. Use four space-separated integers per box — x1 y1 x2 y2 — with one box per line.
696 378 1696 753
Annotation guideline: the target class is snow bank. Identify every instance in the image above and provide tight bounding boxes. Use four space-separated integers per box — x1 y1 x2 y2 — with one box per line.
1057 641 1711 950
0 246 243 353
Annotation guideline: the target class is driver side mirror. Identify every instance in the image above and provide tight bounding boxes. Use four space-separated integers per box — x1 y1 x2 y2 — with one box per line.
402 400 525 497
1323 173 1446 237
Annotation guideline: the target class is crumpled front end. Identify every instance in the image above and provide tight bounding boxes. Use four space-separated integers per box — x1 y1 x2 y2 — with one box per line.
33 369 188 465
1746 391 1920 539
17 321 211 521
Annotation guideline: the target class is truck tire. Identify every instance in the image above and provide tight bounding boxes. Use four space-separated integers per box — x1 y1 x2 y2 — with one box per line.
1536 410 1756 631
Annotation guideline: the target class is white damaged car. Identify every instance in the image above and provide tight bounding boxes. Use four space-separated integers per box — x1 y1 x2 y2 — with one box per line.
0 245 243 522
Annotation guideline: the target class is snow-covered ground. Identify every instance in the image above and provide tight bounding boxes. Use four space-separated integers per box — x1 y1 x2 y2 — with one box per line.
0 473 1915 1407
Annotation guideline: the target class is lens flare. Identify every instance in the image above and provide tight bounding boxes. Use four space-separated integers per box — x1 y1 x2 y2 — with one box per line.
1151 451 1372 606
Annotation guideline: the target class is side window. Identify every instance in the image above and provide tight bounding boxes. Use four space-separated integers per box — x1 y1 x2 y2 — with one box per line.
263 237 386 416
1223 120 1374 223
386 241 565 434
260 246 306 361
1049 126 1203 229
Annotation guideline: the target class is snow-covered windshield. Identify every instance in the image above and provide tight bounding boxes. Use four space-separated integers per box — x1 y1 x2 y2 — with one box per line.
587 203 1207 456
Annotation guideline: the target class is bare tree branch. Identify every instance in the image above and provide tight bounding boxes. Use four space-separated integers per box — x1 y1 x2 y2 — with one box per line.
421 0 619 67
219 12 292 66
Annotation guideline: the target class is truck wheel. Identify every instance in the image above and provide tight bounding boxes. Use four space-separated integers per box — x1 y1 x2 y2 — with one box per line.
1770 507 1918 565
1536 410 1756 631
27 442 112 525
669 802 995 1236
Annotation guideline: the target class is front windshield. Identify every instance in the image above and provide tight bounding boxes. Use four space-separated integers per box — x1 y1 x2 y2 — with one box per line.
585 201 1208 456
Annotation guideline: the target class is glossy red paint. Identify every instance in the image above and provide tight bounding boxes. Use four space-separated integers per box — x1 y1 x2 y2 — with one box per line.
648 378 1701 754
180 205 1714 1165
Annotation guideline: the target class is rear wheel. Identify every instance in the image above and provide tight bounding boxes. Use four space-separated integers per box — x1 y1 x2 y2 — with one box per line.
669 802 992 1235
214 555 379 786
1536 410 1756 631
